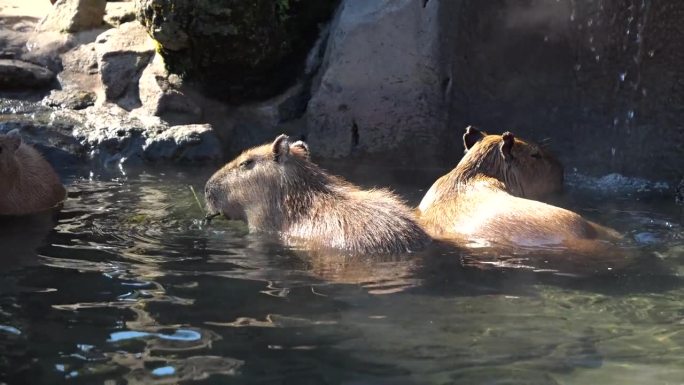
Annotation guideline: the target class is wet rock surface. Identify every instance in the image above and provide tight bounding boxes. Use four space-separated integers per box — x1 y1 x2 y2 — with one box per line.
0 101 223 168
143 124 222 163
442 0 684 185
0 59 55 88
44 88 96 110
71 104 222 167
0 103 86 167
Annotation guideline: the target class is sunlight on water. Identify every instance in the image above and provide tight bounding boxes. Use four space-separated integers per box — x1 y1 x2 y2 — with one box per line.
108 329 202 343
0 167 682 384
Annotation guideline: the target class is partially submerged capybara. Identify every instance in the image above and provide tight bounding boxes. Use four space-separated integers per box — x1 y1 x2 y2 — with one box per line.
0 130 66 216
418 126 619 248
205 134 430 254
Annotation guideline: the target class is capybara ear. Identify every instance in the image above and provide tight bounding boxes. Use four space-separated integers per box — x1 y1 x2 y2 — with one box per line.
463 125 485 151
500 131 515 160
290 140 310 160
6 129 22 152
272 134 291 162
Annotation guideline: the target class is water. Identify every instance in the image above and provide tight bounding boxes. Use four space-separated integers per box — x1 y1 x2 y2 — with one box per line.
0 166 683 385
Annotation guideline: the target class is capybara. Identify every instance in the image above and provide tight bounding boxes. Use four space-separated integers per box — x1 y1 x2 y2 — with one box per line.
0 130 66 216
205 134 430 254
418 126 619 248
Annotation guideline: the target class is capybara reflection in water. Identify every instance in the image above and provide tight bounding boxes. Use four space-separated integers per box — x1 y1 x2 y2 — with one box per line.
418 126 620 248
205 134 430 254
0 130 66 216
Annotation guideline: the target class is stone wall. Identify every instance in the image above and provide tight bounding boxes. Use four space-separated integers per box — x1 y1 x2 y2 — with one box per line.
304 0 683 184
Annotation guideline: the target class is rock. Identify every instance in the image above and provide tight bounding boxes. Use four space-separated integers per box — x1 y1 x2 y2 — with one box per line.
61 42 98 75
676 179 684 206
220 81 311 155
0 107 86 167
95 21 155 104
44 89 96 110
104 1 136 27
23 28 107 74
0 59 56 89
143 124 222 163
37 0 107 33
135 0 339 103
73 103 161 166
305 0 450 165
68 103 221 167
56 42 101 96
135 54 201 122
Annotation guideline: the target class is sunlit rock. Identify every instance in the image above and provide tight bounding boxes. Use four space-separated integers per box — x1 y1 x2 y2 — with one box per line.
37 0 107 33
95 21 155 103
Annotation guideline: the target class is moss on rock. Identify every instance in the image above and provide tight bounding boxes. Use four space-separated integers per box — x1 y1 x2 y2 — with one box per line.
136 0 338 104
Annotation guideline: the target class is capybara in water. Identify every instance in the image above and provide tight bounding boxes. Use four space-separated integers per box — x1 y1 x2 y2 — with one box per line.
418 126 619 248
205 134 430 254
0 130 66 216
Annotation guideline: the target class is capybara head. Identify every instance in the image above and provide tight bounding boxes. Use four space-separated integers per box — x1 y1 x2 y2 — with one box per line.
456 126 563 199
204 134 316 225
0 131 22 182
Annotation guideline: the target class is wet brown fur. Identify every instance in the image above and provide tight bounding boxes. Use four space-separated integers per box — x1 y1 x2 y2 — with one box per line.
205 135 430 255
418 127 620 248
0 132 66 216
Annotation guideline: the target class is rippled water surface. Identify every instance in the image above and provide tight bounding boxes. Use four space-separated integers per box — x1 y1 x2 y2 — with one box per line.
0 166 682 385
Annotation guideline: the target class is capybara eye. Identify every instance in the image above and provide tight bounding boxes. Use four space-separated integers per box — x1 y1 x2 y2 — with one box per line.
531 152 542 159
239 159 254 168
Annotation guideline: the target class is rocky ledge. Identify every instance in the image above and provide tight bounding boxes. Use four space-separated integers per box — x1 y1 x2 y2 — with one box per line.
0 0 224 169
0 101 221 168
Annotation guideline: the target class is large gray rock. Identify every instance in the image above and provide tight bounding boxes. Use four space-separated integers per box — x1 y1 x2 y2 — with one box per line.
44 89 96 110
306 0 450 166
37 0 107 33
135 54 201 122
72 104 156 166
1 99 222 168
0 59 56 89
104 1 136 27
143 124 222 163
72 104 221 167
95 21 155 105
135 0 339 103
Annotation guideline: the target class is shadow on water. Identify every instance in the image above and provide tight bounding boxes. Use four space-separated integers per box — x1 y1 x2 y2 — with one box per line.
0 211 59 271
0 167 683 384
